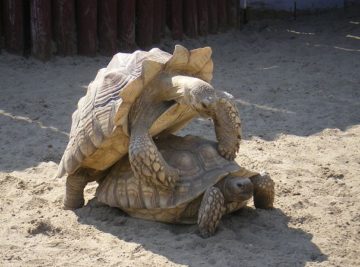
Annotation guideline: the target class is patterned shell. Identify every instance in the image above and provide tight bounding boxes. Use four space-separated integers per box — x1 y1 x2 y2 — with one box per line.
57 45 214 177
95 135 242 211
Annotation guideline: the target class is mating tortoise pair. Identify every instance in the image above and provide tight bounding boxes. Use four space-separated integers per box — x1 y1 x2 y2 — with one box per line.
57 45 274 237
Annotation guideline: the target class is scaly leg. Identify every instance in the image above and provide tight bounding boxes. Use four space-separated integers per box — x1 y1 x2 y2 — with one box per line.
249 172 275 209
197 186 225 238
129 132 179 188
129 85 179 189
64 172 87 210
213 94 242 161
64 168 107 210
163 75 242 161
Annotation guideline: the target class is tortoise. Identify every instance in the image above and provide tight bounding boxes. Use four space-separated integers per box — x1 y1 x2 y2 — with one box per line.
95 135 275 237
57 45 242 210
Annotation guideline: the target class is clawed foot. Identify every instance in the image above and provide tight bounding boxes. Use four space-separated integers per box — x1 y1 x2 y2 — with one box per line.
218 141 239 161
129 133 179 189
214 96 241 161
250 172 275 209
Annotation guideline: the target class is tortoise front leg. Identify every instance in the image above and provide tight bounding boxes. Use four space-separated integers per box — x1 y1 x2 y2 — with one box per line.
197 186 226 238
163 76 241 161
212 94 242 161
249 172 275 209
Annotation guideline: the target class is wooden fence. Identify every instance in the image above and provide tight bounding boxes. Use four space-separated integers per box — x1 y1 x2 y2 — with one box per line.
0 0 240 60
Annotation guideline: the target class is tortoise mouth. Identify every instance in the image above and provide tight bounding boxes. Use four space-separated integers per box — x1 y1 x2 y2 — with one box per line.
239 190 254 201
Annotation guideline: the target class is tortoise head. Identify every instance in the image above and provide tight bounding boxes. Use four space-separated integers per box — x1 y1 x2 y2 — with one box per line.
218 176 254 203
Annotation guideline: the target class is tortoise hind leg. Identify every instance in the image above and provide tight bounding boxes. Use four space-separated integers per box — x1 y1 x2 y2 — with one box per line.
64 168 107 210
64 172 87 210
129 91 179 189
129 133 179 188
249 172 275 209
197 186 225 238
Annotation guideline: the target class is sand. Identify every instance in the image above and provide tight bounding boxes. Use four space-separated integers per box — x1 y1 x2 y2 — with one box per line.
1 8 360 267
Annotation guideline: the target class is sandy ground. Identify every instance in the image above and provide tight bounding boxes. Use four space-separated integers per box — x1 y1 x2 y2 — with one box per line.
1 8 360 267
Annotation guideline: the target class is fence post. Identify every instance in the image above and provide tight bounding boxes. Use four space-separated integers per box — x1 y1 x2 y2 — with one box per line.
30 0 52 60
98 0 117 56
53 0 76 56
153 0 162 44
3 0 24 55
217 0 227 31
160 0 166 38
208 0 218 34
136 0 153 49
183 0 198 38
170 0 183 40
227 0 238 28
77 0 97 56
0 0 2 53
118 0 135 51
197 0 208 36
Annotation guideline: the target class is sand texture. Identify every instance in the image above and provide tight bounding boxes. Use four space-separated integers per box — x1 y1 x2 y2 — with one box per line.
1 9 360 267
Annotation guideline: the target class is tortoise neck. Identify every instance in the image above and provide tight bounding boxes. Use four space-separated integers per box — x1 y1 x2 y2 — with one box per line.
154 73 212 103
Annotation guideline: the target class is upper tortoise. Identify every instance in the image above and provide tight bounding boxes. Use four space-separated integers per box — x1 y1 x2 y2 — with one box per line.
57 45 242 209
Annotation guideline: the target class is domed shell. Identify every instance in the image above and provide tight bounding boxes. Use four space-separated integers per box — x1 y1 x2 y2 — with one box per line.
96 135 242 210
57 45 214 177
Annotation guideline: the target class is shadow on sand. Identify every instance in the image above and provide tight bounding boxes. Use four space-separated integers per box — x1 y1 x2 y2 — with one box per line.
75 200 327 266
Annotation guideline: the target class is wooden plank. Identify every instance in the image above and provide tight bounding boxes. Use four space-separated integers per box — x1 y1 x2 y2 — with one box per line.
0 0 2 53
217 0 227 31
98 0 117 56
169 0 183 40
136 0 153 49
118 0 135 51
3 0 24 54
208 0 218 34
30 0 52 60
52 0 76 56
183 0 197 38
160 0 166 38
226 0 238 28
153 0 162 44
197 0 208 36
77 0 97 56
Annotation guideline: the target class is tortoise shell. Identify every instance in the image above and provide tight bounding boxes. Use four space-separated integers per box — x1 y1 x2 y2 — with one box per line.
95 135 256 223
57 45 213 178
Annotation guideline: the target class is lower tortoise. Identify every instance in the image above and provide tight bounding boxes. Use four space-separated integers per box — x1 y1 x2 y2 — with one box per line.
96 135 274 237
